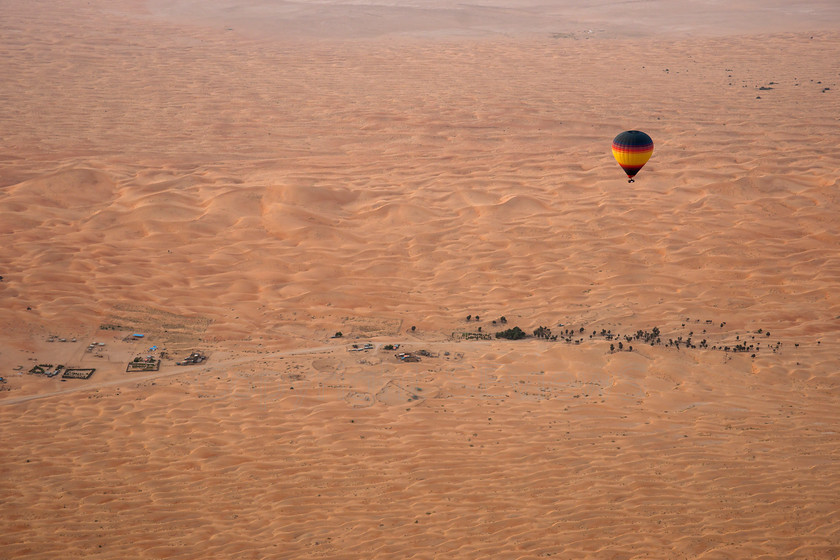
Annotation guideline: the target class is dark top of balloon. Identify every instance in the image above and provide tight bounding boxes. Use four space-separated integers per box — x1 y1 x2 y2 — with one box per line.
613 130 653 147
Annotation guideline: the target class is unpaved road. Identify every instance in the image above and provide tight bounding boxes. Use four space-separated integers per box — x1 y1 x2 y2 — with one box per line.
0 339 481 406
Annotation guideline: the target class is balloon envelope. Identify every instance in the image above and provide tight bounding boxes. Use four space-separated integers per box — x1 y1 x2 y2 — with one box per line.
612 131 653 181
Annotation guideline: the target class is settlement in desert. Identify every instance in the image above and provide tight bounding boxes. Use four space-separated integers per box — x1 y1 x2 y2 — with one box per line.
2 0 840 558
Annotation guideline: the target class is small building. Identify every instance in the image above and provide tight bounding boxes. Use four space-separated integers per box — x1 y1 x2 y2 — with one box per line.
176 352 207 365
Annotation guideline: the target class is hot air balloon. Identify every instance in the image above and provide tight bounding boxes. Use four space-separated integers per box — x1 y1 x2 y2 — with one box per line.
612 130 653 183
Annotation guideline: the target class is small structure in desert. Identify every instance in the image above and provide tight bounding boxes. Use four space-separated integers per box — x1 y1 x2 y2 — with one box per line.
126 355 160 372
62 368 95 380
28 364 64 377
176 351 207 366
395 352 420 362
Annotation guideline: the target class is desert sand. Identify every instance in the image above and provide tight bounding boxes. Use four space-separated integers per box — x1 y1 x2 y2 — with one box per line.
2 0 840 558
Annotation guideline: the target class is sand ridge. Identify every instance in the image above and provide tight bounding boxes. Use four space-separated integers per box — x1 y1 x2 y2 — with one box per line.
2 0 840 558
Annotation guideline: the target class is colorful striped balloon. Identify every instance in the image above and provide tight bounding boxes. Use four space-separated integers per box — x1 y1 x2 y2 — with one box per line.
612 130 654 182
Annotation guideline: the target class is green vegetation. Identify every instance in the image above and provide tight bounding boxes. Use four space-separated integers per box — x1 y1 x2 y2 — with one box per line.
495 326 527 340
533 326 555 339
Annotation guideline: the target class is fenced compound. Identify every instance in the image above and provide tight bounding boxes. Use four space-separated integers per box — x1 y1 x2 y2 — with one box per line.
62 368 95 380
126 358 160 372
452 331 492 341
28 364 63 377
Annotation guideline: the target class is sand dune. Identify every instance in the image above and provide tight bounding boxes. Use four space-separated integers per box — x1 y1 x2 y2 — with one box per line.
2 0 840 558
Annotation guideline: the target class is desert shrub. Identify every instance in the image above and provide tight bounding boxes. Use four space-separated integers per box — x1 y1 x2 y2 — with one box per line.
496 326 527 340
533 326 552 339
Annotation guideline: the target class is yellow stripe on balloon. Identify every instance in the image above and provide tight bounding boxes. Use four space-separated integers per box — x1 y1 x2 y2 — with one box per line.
612 147 653 167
